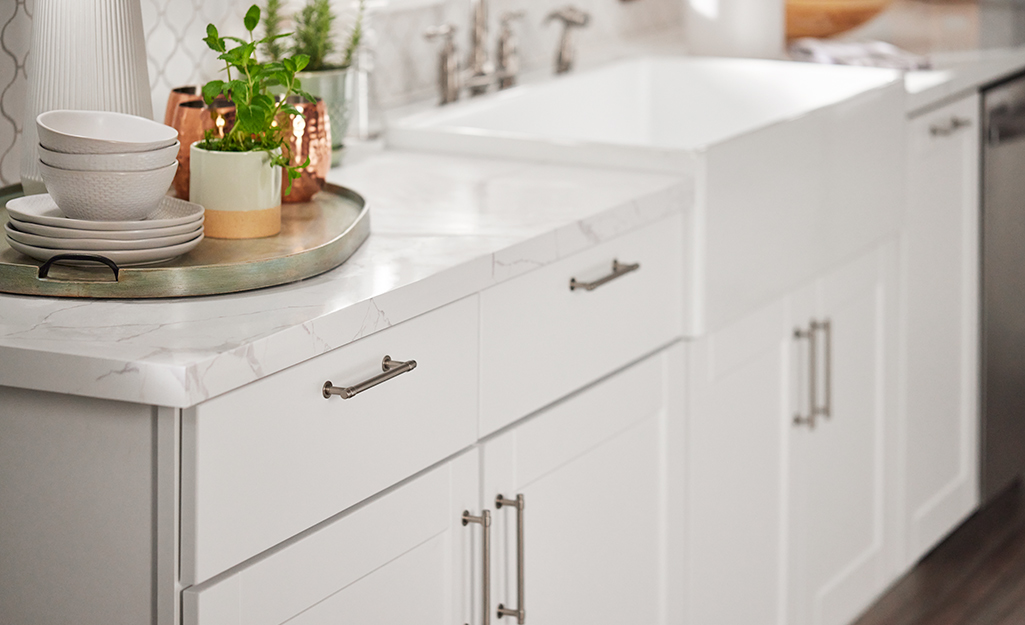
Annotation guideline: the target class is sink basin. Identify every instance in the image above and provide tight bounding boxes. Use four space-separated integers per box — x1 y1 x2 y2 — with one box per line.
391 56 899 172
390 56 907 334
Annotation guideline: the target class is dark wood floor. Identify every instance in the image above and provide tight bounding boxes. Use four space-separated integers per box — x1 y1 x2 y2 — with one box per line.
855 483 1025 625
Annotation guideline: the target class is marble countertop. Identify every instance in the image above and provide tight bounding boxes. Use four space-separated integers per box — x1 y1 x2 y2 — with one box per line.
0 151 688 407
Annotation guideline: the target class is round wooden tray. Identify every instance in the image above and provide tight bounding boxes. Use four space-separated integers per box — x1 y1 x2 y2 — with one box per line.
0 183 370 298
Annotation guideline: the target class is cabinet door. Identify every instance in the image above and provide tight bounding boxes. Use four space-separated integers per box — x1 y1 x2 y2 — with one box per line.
686 289 802 625
788 243 897 625
903 94 980 564
482 344 684 625
182 450 483 625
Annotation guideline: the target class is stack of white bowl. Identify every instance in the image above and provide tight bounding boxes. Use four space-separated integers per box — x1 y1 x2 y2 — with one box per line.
4 110 206 266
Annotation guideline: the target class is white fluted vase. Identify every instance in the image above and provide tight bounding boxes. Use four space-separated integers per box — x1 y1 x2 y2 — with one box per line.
21 0 153 194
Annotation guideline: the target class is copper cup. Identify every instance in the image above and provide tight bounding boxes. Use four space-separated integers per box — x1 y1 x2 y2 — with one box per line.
163 85 203 126
169 98 235 200
278 96 332 203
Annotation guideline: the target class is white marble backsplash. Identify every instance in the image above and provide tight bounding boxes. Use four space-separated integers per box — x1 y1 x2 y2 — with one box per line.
0 0 684 186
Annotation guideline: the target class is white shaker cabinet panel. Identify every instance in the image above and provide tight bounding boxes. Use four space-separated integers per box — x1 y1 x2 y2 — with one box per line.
181 296 479 585
687 242 897 625
686 290 799 625
788 243 897 625
479 214 684 436
482 344 685 625
901 93 980 565
183 450 482 625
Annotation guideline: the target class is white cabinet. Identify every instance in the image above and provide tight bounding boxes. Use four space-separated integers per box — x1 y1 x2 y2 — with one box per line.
480 214 684 435
181 295 479 585
687 241 897 625
182 343 685 625
788 245 897 625
482 343 686 625
183 450 482 625
900 93 980 565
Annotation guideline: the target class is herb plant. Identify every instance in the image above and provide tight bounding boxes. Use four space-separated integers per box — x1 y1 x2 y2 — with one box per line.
261 0 287 63
293 0 335 71
199 4 313 191
261 0 365 71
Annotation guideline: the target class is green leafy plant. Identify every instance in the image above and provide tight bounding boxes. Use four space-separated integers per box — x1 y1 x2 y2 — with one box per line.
261 0 287 62
199 4 313 192
261 0 365 71
293 0 335 71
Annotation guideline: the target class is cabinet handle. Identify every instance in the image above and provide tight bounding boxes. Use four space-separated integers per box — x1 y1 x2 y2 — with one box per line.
811 319 832 419
569 259 640 291
496 494 526 623
929 116 972 137
322 355 417 399
793 325 816 429
463 510 492 625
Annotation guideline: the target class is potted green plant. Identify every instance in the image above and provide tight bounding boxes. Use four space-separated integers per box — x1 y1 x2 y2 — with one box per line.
262 0 364 166
191 4 313 239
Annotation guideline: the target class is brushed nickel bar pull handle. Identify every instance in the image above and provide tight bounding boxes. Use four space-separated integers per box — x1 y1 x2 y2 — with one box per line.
930 116 972 137
322 355 417 399
569 260 640 291
496 494 526 623
812 319 832 419
463 510 492 625
793 324 816 429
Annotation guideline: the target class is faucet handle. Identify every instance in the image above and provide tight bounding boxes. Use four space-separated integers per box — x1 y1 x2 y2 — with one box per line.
544 5 590 27
544 5 590 74
424 24 461 105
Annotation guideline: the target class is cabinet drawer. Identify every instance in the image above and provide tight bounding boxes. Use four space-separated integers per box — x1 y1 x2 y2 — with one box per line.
480 214 684 435
181 296 478 585
183 451 479 625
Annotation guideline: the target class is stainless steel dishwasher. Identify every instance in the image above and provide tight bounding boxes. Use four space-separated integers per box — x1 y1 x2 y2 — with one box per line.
982 74 1025 501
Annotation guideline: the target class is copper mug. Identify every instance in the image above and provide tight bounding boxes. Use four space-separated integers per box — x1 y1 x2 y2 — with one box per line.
169 98 235 200
163 85 203 126
278 96 332 203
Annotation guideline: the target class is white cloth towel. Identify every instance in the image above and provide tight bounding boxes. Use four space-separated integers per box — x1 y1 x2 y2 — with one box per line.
788 38 932 70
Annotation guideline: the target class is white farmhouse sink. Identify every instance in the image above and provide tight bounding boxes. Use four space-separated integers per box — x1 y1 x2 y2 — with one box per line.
390 56 907 334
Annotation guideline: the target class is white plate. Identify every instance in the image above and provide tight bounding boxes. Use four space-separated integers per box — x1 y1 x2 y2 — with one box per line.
5 221 201 251
8 216 203 240
7 232 204 266
6 194 203 230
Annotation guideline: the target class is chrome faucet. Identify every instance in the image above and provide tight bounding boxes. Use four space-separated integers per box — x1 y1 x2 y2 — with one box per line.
424 8 525 104
544 6 590 74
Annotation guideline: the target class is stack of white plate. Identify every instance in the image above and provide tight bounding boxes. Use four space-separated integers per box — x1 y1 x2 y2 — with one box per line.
5 194 204 266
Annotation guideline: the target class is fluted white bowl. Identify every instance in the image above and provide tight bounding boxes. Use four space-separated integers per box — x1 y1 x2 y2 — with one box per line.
38 141 179 172
38 160 177 221
37 110 178 154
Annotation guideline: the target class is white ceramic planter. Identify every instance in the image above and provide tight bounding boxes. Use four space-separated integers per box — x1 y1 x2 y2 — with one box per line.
189 144 282 239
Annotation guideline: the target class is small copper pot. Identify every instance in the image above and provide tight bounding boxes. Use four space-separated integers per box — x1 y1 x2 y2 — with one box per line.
163 85 203 126
169 98 235 200
278 96 332 203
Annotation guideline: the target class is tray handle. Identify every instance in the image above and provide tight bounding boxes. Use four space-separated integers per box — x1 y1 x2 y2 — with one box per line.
38 254 120 281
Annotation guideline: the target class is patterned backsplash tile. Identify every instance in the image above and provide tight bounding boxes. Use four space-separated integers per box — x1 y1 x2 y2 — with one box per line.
0 0 682 185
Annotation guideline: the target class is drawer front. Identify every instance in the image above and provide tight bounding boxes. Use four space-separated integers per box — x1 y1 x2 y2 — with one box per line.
181 296 478 585
480 213 684 435
183 450 480 625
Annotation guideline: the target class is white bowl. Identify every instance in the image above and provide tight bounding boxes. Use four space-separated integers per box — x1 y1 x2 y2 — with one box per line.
38 141 179 171
38 160 177 221
37 110 179 154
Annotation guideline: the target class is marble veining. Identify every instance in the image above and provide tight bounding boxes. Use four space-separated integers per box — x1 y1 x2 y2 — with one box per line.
0 150 688 407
